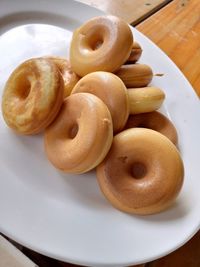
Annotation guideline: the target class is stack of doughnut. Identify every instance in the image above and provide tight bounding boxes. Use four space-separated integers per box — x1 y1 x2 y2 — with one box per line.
1 15 184 215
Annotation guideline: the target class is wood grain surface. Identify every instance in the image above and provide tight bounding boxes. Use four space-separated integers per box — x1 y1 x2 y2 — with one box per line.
148 230 200 267
78 0 171 24
137 0 200 96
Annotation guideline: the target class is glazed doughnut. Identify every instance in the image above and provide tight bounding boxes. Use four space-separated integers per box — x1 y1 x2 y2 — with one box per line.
116 64 153 88
124 111 178 145
70 15 133 76
44 93 113 174
127 87 165 114
71 71 129 133
2 58 64 135
126 42 142 63
45 56 80 97
96 128 184 215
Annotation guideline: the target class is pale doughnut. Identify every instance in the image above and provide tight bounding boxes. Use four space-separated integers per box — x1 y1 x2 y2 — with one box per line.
124 111 178 145
96 128 184 215
44 93 113 174
46 56 80 97
71 71 129 133
70 16 133 76
2 58 64 135
127 87 165 114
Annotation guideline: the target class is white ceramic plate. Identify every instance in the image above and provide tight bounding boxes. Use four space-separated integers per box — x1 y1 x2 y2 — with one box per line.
0 1 200 266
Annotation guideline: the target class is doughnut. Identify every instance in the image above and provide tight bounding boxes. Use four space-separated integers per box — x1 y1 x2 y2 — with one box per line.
70 15 133 76
124 111 178 145
116 64 153 88
127 87 165 114
126 42 142 63
2 58 64 135
96 128 184 215
71 71 129 133
45 56 80 97
44 93 113 174
72 73 165 131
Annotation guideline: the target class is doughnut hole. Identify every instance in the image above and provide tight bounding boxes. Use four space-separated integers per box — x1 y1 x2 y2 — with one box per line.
90 38 104 50
131 162 147 179
15 75 31 100
82 30 104 51
68 123 79 139
59 120 79 140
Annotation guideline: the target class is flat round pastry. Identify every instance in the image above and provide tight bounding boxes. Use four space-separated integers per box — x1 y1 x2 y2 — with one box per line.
70 15 133 76
2 58 64 135
116 64 153 88
97 128 184 215
44 93 113 174
127 87 165 114
126 42 142 63
124 111 178 145
71 71 129 133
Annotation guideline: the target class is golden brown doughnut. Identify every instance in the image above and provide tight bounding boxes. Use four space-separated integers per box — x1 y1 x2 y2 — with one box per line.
72 73 165 131
70 15 133 76
46 56 80 97
116 64 153 88
124 111 178 145
126 42 142 63
96 128 184 215
71 71 129 133
44 93 113 174
2 58 64 135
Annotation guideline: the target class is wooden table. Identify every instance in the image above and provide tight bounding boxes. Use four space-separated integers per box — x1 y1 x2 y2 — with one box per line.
137 0 200 97
3 1 200 267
